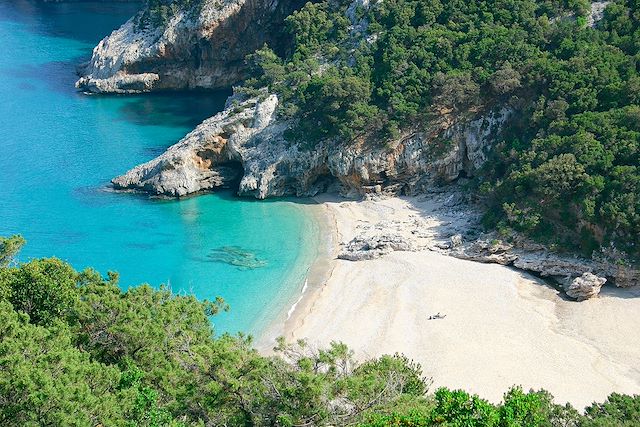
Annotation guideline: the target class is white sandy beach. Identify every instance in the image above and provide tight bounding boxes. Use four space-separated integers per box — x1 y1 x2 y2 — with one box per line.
272 194 640 410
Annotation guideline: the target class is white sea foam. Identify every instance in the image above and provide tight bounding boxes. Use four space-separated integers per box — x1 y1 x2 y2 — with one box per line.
287 277 308 320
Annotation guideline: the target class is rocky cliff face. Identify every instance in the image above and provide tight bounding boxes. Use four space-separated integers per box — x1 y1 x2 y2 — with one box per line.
112 94 511 198
92 0 638 292
449 232 639 290
76 0 304 93
80 0 509 198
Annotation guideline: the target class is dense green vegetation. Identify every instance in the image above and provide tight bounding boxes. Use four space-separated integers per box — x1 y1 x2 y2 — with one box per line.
143 0 200 26
243 0 639 260
1 235 640 426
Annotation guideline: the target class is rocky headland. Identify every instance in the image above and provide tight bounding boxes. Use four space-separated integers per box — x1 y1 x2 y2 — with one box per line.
82 0 638 297
112 94 512 199
109 91 638 296
76 0 305 93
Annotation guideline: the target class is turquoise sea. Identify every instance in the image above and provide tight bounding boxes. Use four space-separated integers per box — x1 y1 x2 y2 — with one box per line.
0 1 319 334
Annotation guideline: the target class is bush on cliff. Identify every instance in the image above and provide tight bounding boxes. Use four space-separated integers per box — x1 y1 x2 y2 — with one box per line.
143 0 200 26
243 0 640 261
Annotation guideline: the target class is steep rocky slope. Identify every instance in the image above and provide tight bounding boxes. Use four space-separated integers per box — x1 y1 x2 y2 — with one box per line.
76 0 304 93
112 95 511 198
95 0 638 293
111 90 638 294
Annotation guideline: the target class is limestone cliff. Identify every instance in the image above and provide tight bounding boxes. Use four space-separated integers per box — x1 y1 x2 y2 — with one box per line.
110 93 640 292
76 0 304 93
112 94 511 198
92 0 638 291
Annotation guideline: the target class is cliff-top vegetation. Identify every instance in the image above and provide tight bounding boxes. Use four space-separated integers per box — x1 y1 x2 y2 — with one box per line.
243 0 639 262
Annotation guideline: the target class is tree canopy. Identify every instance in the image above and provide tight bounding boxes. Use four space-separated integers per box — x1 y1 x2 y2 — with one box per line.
243 0 640 261
1 235 639 425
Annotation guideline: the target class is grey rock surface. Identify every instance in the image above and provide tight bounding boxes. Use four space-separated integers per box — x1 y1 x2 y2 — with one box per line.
449 231 638 292
338 234 416 261
113 93 512 199
76 0 304 93
566 273 607 301
588 2 610 27
453 238 518 265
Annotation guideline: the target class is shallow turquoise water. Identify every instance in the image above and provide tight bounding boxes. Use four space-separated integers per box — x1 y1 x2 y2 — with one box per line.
0 1 318 334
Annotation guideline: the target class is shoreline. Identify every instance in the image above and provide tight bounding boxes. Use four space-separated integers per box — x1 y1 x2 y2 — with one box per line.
278 198 340 344
254 199 337 351
260 192 640 409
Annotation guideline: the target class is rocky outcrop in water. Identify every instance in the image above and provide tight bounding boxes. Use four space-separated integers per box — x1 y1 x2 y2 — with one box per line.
112 94 282 197
112 94 511 198
112 94 329 197
76 0 304 93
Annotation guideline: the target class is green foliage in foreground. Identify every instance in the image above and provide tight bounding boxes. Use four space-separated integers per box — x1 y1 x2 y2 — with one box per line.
243 0 640 259
0 234 25 267
1 236 639 426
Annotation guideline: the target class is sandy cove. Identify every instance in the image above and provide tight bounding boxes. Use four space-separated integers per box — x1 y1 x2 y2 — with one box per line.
262 193 640 410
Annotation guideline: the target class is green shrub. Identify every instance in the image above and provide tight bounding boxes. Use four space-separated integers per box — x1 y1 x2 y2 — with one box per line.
242 0 640 260
1 236 639 425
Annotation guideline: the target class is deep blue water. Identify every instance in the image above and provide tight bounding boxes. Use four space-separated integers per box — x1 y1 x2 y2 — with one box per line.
0 1 318 334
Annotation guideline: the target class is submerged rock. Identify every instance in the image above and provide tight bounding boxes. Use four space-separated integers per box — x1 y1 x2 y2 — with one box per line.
207 246 267 269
